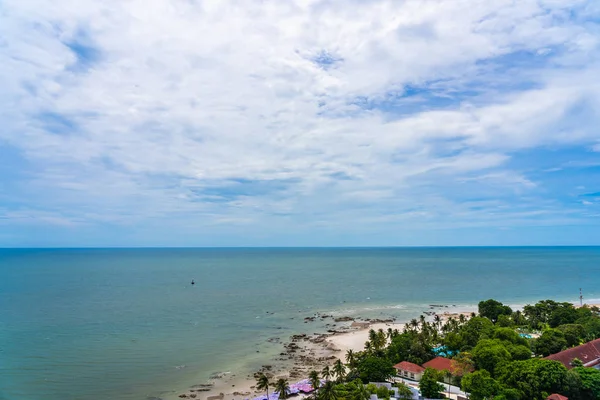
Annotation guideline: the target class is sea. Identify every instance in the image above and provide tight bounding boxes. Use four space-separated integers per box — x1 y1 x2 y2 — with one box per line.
1 247 599 400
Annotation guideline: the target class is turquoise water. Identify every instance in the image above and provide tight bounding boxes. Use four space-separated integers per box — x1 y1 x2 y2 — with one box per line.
1 247 599 400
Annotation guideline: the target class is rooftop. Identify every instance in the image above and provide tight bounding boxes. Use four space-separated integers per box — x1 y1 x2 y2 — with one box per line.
545 338 600 369
393 361 425 374
422 357 454 372
546 394 568 400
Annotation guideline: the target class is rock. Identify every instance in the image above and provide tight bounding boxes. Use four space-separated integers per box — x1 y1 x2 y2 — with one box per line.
334 316 354 322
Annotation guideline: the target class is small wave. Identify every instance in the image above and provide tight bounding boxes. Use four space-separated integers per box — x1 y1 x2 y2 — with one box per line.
327 304 409 316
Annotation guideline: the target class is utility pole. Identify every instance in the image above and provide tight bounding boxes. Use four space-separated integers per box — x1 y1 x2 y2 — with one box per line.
580 288 583 307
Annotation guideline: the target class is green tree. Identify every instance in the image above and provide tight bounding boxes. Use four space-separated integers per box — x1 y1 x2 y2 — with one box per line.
557 324 586 347
549 304 579 328
351 380 370 400
256 373 270 400
322 365 332 381
395 383 414 400
419 368 444 399
573 367 600 400
497 359 568 400
461 370 501 400
511 310 527 326
571 358 584 368
493 327 527 346
472 339 512 377
376 385 391 399
479 299 513 323
309 370 320 399
495 388 521 400
564 369 583 400
497 314 515 327
346 349 357 369
356 356 395 383
534 329 568 356
318 381 339 400
387 332 433 365
274 378 290 400
460 317 495 349
523 300 561 329
505 344 532 361
333 359 346 383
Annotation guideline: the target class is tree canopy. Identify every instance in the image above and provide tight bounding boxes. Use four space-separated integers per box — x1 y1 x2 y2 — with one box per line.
419 368 444 399
479 299 513 324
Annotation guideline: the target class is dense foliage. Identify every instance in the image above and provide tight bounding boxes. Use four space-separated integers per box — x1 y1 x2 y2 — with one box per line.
309 298 600 400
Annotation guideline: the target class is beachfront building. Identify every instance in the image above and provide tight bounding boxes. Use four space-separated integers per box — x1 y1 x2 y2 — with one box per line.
393 361 425 381
422 357 456 383
545 338 600 369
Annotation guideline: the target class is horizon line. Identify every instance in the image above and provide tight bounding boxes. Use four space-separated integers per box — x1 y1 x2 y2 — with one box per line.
2 245 600 250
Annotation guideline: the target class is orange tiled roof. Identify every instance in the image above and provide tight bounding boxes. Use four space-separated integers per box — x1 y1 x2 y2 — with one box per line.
393 361 425 374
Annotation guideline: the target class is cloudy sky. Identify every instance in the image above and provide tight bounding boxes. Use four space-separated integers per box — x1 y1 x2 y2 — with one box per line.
1 0 600 247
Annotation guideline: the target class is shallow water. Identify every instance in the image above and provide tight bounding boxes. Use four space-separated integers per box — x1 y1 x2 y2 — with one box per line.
1 247 599 400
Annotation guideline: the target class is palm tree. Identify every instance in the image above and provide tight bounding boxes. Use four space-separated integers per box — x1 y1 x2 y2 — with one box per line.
409 318 419 331
433 315 441 331
345 349 355 367
376 329 387 350
309 370 320 399
333 359 346 383
318 380 339 400
274 378 290 400
321 365 332 381
256 373 270 400
368 329 377 348
351 380 370 400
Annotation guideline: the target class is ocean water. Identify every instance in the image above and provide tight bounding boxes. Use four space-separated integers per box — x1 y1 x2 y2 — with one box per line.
1 247 600 400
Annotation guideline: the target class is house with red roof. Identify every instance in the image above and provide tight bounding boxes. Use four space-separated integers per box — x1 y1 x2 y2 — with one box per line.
423 357 454 373
546 394 568 400
394 356 474 382
545 338 600 369
393 361 425 381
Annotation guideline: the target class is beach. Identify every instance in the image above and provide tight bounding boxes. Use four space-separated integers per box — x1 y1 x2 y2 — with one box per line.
170 307 472 400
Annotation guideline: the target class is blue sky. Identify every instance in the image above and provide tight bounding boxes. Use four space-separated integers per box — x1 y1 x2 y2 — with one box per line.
1 0 600 247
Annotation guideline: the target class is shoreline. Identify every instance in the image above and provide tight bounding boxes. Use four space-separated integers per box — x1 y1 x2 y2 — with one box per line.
169 300 597 400
168 305 479 400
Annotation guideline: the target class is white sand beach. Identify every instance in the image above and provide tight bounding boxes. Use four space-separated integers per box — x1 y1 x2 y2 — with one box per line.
326 322 406 354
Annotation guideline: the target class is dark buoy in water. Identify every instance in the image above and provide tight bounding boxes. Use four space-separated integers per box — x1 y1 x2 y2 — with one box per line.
191 279 195 285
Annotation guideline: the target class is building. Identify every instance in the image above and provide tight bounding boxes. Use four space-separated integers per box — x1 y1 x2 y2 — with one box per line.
545 338 600 369
423 357 454 373
546 394 568 400
393 361 425 381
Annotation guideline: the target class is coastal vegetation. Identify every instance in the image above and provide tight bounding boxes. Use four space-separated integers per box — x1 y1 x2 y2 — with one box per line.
258 298 600 399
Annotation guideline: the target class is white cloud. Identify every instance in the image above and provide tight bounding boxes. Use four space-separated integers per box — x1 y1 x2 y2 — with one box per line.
0 0 599 243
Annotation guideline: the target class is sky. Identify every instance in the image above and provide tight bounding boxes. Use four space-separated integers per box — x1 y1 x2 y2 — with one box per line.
1 0 600 247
